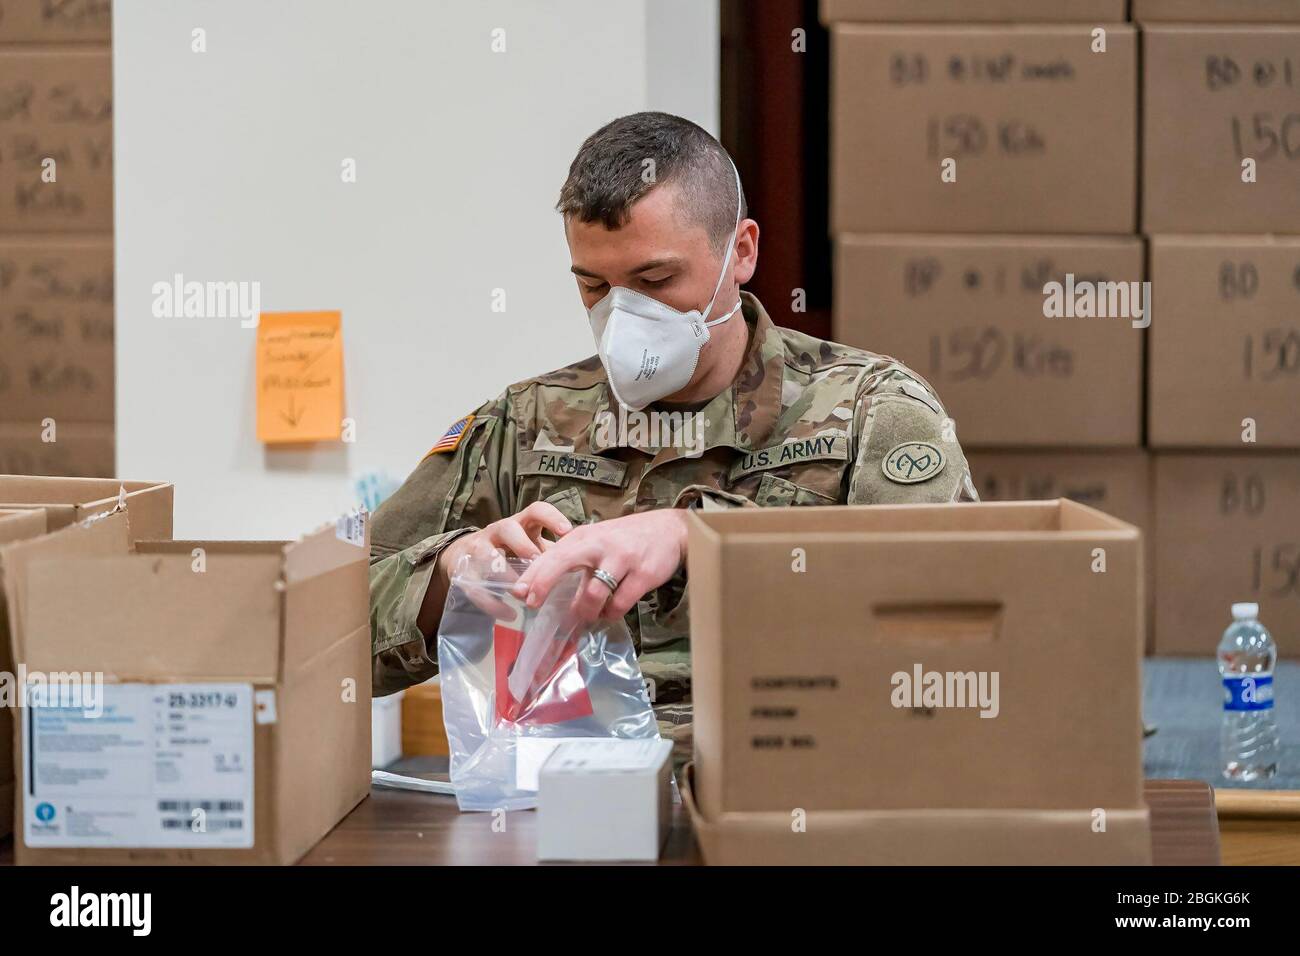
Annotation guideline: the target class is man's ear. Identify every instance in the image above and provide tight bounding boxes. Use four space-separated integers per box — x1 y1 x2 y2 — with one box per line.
734 219 759 285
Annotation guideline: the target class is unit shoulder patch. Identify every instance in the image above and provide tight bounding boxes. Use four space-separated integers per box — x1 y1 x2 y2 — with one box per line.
423 414 475 459
882 441 945 484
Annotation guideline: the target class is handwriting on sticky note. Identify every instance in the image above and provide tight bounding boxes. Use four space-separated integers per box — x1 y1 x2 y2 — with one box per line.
256 311 343 444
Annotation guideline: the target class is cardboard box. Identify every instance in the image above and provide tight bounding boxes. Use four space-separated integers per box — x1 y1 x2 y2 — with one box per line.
3 509 372 864
0 0 112 43
0 420 114 477
686 500 1149 864
831 26 1137 234
0 50 113 232
0 474 172 540
0 479 171 839
401 678 449 757
965 450 1151 532
686 502 1144 806
1149 237 1300 449
834 235 1144 447
1154 454 1300 658
965 449 1154 651
1144 27 1300 233
821 0 1127 22
1134 0 1300 22
0 238 114 423
688 500 1146 813
0 507 50 838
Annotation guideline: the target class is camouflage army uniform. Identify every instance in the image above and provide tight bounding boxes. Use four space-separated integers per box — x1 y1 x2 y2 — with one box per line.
370 292 977 763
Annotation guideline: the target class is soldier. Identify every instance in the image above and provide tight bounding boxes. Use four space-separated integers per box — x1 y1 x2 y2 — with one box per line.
370 111 977 760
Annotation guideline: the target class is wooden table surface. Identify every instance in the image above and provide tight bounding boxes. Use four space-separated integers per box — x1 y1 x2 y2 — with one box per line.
0 779 1220 866
297 777 1220 866
1214 788 1300 865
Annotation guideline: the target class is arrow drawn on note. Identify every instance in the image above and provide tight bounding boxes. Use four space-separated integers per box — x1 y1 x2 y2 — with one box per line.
281 394 304 429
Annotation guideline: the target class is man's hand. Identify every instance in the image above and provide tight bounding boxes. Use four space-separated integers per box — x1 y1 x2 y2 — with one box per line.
417 502 573 633
510 509 690 624
439 501 573 580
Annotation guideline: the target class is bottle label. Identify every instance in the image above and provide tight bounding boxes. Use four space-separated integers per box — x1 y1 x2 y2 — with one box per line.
1223 675 1274 712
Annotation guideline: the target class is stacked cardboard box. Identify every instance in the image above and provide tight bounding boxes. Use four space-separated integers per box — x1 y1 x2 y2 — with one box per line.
824 3 1300 657
822 1 1153 645
1134 1 1300 25
0 2 115 477
1138 6 1300 656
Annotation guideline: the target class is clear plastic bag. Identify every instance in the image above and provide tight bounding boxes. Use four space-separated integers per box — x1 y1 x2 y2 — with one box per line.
437 553 659 811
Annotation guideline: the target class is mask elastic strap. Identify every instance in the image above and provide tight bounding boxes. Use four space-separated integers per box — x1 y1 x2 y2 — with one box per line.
700 158 743 326
704 298 742 328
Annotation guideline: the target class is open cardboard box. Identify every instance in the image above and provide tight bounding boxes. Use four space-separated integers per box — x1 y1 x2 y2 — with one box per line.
2 507 371 864
0 477 174 840
685 499 1150 865
0 475 173 541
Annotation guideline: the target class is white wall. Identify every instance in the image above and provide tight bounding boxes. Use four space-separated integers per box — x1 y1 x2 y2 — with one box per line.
113 0 718 539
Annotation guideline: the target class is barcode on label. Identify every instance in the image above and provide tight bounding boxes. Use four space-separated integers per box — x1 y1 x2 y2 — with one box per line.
336 509 367 547
158 800 244 812
161 819 244 830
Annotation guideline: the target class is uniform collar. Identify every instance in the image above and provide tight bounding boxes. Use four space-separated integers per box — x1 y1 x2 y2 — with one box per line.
588 291 784 456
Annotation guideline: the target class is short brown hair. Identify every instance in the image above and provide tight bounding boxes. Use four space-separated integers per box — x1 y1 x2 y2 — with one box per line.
556 111 746 252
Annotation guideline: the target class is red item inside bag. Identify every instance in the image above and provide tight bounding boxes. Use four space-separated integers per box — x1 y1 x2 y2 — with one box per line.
493 620 593 724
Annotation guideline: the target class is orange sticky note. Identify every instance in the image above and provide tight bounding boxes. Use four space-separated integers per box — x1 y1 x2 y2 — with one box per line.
256 311 344 444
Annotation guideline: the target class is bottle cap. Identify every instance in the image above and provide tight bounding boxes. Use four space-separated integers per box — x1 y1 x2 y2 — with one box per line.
1231 602 1259 620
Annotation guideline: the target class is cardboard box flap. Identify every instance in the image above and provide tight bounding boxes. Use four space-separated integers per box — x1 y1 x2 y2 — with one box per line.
1 511 132 666
284 517 369 585
128 521 371 678
282 519 371 674
691 499 1137 539
0 510 47 545
21 544 283 680
0 476 161 507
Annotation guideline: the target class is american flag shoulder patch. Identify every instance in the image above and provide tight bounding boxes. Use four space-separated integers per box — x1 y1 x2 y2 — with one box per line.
424 414 475 459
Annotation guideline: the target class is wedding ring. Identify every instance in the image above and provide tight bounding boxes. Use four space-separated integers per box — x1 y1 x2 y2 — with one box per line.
592 567 621 592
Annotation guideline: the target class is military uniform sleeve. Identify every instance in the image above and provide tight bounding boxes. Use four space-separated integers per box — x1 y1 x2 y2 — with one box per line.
846 367 979 505
369 393 517 696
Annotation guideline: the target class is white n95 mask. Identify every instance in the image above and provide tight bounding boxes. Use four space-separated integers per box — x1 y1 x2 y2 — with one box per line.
586 161 744 412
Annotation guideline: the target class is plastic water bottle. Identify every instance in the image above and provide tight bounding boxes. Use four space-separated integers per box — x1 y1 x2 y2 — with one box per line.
1217 602 1279 782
